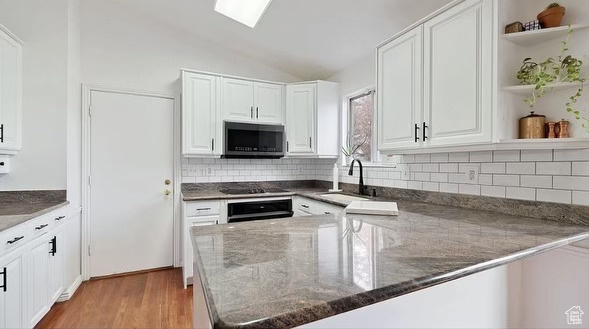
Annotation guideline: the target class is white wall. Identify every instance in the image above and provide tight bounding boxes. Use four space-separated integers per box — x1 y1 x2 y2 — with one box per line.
80 0 301 97
0 0 69 191
328 54 374 98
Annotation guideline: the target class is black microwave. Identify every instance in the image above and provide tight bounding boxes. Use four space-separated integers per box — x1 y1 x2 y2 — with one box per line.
223 122 285 159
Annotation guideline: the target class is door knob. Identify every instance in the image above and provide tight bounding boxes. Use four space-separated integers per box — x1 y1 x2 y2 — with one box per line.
164 189 171 196
165 179 171 185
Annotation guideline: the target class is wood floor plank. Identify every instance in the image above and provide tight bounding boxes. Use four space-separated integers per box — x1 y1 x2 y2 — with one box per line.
35 268 193 329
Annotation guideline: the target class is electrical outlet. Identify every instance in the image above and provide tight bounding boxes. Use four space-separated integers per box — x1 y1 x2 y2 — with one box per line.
298 166 304 174
463 165 479 184
400 164 410 181
206 167 212 176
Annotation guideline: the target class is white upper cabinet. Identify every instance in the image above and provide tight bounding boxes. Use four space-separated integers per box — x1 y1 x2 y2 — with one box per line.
378 25 423 151
423 0 493 146
376 0 494 153
182 72 220 156
222 78 283 124
286 83 316 154
0 25 23 155
222 78 255 122
254 82 283 124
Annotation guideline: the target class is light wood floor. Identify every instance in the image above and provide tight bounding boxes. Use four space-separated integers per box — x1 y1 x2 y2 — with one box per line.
36 268 193 329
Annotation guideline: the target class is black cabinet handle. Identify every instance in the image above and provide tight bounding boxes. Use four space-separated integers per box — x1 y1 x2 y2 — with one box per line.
309 137 312 148
0 124 4 143
325 211 331 214
286 141 289 152
55 216 65 221
1 267 6 292
250 107 254 118
422 122 428 142
301 204 309 209
414 124 420 143
35 224 49 230
256 107 259 119
49 236 57 256
211 139 215 151
196 207 211 211
7 236 24 244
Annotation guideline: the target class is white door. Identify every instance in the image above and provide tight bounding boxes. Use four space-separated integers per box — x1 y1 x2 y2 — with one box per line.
47 227 65 304
254 83 283 124
0 26 22 153
286 84 316 154
222 78 254 122
0 252 25 329
89 90 174 277
28 237 49 327
423 0 493 146
182 72 219 155
377 25 423 151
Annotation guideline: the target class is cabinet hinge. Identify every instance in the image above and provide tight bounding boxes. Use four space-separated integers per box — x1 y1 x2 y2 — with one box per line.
88 245 91 256
88 105 92 116
88 175 91 186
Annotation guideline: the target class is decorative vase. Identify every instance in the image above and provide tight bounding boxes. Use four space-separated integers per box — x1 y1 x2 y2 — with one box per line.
345 155 353 166
537 6 566 28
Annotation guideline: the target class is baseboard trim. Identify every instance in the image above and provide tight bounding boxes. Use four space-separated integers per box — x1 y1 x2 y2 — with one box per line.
57 275 82 302
90 266 174 281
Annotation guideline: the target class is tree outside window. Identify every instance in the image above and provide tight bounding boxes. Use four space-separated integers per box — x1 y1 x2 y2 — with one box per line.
349 92 374 162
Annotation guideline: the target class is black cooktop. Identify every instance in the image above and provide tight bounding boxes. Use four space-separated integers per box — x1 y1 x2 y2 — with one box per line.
220 187 288 195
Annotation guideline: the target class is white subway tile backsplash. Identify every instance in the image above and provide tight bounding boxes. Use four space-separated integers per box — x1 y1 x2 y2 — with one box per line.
553 176 589 191
470 151 493 162
481 185 506 198
409 164 423 172
439 163 459 173
440 183 459 193
431 153 449 163
414 172 431 181
494 150 520 162
407 181 423 190
481 163 505 174
459 184 481 196
415 154 431 163
536 162 571 175
506 162 535 175
536 189 571 204
573 191 589 206
521 149 552 162
506 187 535 201
572 162 589 176
448 173 466 184
554 149 589 161
493 175 520 187
422 182 439 192
520 175 552 188
449 152 469 162
422 163 439 172
430 173 449 182
479 174 493 185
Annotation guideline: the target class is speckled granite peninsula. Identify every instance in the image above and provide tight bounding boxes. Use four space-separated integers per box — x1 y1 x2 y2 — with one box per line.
0 190 68 232
190 198 589 329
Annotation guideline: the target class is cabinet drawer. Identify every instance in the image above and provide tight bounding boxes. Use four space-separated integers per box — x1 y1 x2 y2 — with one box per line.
28 215 53 238
294 197 343 215
189 215 220 227
0 225 28 256
45 207 67 226
185 201 220 217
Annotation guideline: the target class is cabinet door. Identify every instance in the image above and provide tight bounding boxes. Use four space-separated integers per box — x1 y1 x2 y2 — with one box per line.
286 84 316 154
254 83 283 124
182 72 219 155
47 228 65 305
0 26 22 154
182 216 219 287
377 25 423 151
28 237 49 327
222 78 254 122
423 0 493 146
0 251 26 329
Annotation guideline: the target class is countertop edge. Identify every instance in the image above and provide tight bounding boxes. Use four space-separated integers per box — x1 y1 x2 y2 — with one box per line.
0 201 70 233
206 231 589 329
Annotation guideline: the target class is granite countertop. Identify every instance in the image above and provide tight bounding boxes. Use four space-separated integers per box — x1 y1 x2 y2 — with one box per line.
191 201 589 329
0 190 68 233
182 187 329 202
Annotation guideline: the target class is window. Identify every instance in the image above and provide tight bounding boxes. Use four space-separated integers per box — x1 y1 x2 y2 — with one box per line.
348 91 375 162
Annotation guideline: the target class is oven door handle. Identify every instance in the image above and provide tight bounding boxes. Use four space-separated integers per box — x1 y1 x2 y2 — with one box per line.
227 210 294 222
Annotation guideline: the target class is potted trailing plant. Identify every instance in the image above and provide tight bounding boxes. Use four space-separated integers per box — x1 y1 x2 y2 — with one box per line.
341 134 366 165
537 3 566 28
516 27 588 133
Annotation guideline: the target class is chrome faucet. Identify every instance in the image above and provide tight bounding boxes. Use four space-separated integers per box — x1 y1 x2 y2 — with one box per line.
348 159 367 196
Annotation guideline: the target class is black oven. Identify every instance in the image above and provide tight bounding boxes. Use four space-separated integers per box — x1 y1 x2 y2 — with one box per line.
224 122 285 159
227 198 294 223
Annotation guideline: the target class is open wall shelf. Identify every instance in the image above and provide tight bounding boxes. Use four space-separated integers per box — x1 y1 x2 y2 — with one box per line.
502 82 583 95
502 24 589 47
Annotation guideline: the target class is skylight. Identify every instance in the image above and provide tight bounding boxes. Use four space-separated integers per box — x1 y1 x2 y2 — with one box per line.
214 0 273 28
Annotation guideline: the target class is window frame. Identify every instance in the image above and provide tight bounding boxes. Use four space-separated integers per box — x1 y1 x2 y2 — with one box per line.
343 86 381 166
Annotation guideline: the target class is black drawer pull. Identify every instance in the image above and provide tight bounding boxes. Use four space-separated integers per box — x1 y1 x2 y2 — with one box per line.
55 216 65 221
301 204 309 209
35 224 49 230
196 207 211 211
325 211 331 214
1 267 6 292
7 236 24 244
0 124 4 143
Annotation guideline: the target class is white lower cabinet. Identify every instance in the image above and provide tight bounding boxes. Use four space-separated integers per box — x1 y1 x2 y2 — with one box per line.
0 206 67 329
0 250 26 329
293 197 344 216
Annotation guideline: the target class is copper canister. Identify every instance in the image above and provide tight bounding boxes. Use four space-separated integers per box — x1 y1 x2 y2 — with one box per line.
519 111 546 139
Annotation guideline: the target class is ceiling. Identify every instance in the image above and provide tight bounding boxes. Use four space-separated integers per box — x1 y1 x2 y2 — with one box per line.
110 0 451 80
